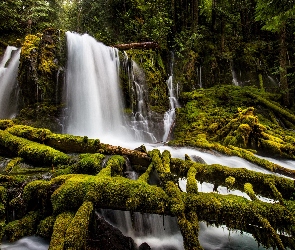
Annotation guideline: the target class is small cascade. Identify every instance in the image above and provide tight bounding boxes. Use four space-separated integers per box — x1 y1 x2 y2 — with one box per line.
198 65 202 88
128 60 157 143
231 60 239 86
64 32 132 143
162 75 180 143
0 46 21 119
100 209 183 250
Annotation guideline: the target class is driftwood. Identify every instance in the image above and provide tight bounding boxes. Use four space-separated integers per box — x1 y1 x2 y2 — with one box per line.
113 42 159 50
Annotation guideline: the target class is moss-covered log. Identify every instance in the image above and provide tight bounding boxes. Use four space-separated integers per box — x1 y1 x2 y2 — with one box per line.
4 124 150 167
0 121 295 249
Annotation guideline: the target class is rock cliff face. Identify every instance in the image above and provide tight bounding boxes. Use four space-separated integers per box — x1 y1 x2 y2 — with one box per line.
16 29 66 132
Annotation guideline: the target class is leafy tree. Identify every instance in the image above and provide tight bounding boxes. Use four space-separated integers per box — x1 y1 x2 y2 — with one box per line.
255 0 295 106
0 0 61 42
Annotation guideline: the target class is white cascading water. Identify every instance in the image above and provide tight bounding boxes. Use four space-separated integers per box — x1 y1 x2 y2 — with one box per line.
129 60 157 143
64 32 132 143
5 33 295 249
62 33 294 249
0 46 20 119
162 75 180 142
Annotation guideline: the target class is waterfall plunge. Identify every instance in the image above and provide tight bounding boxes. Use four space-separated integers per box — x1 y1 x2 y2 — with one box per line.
64 32 132 143
0 46 20 119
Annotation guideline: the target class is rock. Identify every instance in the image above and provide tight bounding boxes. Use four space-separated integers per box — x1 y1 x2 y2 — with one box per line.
191 155 206 164
138 242 151 250
88 212 137 250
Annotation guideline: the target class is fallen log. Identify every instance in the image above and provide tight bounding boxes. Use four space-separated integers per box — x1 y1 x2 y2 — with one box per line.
113 42 159 50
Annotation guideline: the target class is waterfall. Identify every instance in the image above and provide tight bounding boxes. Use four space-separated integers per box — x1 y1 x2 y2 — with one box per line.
162 75 180 142
231 60 239 86
0 46 20 119
57 33 294 249
64 32 132 143
128 60 157 143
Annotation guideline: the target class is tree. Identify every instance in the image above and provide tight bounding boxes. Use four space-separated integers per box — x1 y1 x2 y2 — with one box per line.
0 0 62 41
255 0 295 106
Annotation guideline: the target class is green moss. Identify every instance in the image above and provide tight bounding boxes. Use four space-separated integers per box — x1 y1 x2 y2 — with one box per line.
21 35 41 58
225 176 235 191
4 211 40 242
0 120 15 130
73 153 105 175
244 183 257 201
164 181 185 216
138 163 154 182
177 211 202 250
170 158 294 200
37 216 55 239
49 212 74 250
4 157 23 173
64 201 93 249
186 167 198 194
0 130 69 166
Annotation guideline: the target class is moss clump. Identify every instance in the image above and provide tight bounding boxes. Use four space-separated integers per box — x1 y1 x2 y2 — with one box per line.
37 215 55 239
49 212 74 250
21 34 41 59
225 176 235 190
64 201 93 249
0 120 14 130
244 183 257 201
0 130 69 166
4 157 23 173
73 153 105 175
186 166 198 194
4 211 39 242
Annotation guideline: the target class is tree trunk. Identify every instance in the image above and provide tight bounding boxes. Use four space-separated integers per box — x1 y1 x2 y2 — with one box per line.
192 0 199 32
279 24 289 106
212 0 217 32
113 42 159 50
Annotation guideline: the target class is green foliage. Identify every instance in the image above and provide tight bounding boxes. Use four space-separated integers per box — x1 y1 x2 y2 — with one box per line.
255 0 295 32
0 0 61 41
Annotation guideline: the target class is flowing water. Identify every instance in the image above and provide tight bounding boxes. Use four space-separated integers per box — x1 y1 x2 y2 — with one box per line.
64 32 132 144
62 33 287 249
162 75 180 143
128 59 157 143
0 46 20 119
1 34 294 249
